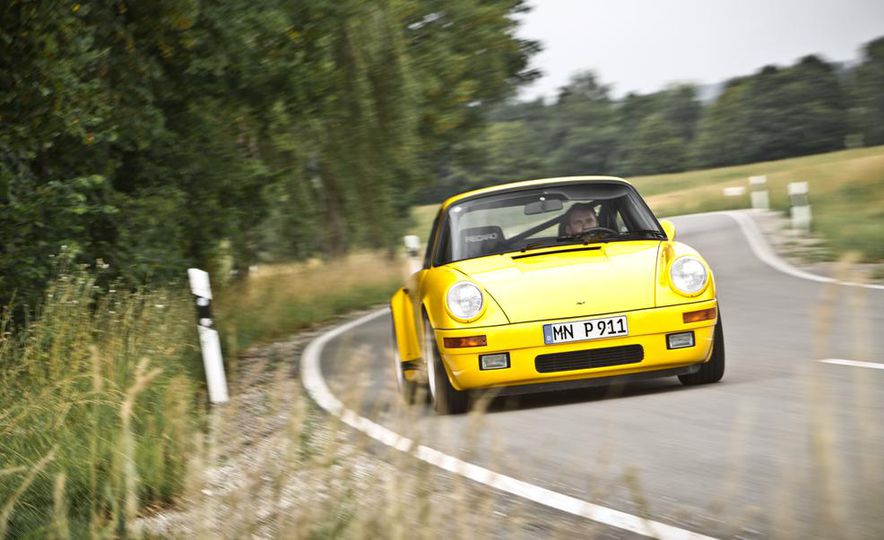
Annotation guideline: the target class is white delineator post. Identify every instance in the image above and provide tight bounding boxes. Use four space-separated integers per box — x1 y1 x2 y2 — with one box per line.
749 175 769 210
187 268 229 404
788 181 812 232
403 235 422 276
722 186 746 198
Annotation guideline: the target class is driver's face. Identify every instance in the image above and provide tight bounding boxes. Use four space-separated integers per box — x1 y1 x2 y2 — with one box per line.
566 208 598 235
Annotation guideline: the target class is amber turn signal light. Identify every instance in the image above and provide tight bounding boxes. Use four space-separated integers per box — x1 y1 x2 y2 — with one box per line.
683 307 717 324
443 335 487 348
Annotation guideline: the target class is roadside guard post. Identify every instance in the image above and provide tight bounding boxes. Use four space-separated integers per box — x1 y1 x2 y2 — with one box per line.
403 235 422 276
722 186 746 198
748 175 769 210
187 268 229 404
788 181 812 232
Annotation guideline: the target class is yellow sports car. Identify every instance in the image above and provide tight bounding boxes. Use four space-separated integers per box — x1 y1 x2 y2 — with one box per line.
390 176 723 414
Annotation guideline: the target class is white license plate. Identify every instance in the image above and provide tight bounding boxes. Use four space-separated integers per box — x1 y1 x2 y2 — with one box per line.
543 315 628 345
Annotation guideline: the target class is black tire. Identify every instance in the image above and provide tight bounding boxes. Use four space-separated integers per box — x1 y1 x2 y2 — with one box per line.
679 315 725 385
423 317 469 414
391 323 418 404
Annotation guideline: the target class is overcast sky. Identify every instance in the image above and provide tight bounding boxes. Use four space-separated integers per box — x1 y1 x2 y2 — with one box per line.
516 0 884 100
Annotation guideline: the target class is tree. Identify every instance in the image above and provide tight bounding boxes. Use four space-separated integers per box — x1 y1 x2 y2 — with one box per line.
852 37 884 146
624 115 687 175
741 56 847 162
545 72 619 175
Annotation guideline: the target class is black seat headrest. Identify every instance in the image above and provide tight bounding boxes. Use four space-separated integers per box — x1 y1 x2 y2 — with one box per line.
459 226 505 259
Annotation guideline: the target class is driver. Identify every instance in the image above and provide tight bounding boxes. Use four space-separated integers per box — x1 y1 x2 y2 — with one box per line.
563 203 599 235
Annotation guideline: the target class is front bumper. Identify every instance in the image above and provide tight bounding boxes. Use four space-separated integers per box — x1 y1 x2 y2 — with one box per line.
434 300 718 391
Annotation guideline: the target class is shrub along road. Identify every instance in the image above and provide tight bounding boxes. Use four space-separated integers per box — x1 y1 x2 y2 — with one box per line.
310 212 884 539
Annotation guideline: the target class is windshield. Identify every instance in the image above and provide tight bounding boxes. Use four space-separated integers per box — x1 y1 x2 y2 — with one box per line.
432 182 663 265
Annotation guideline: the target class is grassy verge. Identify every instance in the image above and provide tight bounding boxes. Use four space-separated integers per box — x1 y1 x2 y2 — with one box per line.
0 250 408 536
0 269 203 537
634 145 884 261
214 251 406 354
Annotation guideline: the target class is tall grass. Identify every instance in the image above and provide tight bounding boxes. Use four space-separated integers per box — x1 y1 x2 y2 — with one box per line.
0 269 202 537
215 251 405 353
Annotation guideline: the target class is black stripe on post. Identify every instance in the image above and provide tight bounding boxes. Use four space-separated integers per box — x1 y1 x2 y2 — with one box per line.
195 296 214 328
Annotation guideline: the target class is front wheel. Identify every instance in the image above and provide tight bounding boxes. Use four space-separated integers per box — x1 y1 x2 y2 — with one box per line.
679 316 725 385
423 317 469 414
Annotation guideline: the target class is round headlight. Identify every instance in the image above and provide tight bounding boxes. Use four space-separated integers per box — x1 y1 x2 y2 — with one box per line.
446 282 484 320
670 256 708 295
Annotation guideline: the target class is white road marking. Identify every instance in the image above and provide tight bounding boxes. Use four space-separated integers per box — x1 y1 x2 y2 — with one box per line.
682 210 884 291
819 358 884 370
302 308 718 540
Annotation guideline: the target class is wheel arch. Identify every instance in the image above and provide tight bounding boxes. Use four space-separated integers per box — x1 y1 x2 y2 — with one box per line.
390 287 421 362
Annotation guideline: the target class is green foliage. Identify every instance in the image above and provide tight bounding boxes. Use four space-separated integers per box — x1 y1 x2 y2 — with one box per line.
1 0 538 310
624 115 687 175
852 37 884 146
691 78 751 167
0 2 537 529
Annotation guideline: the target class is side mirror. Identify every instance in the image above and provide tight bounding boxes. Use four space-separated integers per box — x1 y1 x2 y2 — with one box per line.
403 235 421 258
659 220 676 242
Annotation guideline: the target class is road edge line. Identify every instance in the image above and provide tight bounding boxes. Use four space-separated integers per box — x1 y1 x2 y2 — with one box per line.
678 210 884 291
819 358 884 370
301 308 719 540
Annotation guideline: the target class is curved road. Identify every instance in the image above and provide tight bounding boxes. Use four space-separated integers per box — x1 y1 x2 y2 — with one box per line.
307 212 884 539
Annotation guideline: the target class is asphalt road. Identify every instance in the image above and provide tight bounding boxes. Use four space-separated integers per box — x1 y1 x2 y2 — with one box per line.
314 212 884 539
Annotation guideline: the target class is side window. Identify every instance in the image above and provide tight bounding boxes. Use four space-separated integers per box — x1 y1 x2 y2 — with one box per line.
615 210 627 232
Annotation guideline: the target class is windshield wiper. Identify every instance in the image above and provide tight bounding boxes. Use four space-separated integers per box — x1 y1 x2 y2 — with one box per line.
519 241 558 252
555 230 618 243
516 229 665 254
612 229 667 240
555 229 666 244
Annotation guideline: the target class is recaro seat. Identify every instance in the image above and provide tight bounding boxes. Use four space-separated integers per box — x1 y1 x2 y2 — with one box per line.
459 226 505 259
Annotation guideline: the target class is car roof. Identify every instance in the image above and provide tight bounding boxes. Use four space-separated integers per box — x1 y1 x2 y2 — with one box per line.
440 176 633 210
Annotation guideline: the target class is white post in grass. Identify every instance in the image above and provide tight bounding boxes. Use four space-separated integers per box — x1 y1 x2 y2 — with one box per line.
722 186 746 198
748 175 769 210
187 268 229 404
788 181 812 233
403 235 422 276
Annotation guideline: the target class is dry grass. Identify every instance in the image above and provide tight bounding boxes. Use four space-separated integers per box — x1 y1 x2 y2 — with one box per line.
636 146 884 261
0 267 202 537
215 251 408 354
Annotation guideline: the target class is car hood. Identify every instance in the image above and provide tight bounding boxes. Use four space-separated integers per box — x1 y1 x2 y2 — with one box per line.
448 241 661 324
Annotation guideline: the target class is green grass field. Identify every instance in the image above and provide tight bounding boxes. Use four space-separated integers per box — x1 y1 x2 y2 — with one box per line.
411 146 884 262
